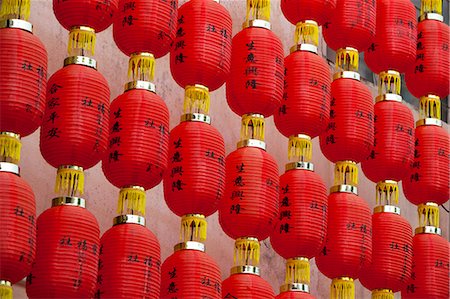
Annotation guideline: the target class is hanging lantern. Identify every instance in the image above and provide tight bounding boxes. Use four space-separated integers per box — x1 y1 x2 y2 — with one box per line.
160 241 221 299
364 0 417 74
0 163 36 298
222 266 275 299
402 119 449 206
39 57 110 197
96 215 161 298
26 197 100 298
280 0 336 26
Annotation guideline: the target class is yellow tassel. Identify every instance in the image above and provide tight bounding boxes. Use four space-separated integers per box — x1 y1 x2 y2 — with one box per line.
68 26 96 56
0 132 21 164
421 0 442 15
118 186 146 216
234 237 260 266
288 135 312 162
295 21 319 47
335 48 359 72
183 85 210 115
334 161 358 186
376 180 398 206
419 95 441 120
285 258 310 284
128 52 155 82
331 277 354 299
241 114 265 142
372 289 394 299
180 214 207 242
418 203 440 228
378 71 401 95
0 0 30 21
55 165 84 196
246 0 271 22
0 280 12 299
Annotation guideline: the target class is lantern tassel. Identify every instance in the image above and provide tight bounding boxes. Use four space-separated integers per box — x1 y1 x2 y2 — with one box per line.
288 135 312 162
0 281 12 299
419 95 441 120
0 0 30 21
184 85 210 115
379 71 401 95
376 181 398 206
336 48 359 72
295 21 319 47
241 114 265 141
334 161 358 186
234 237 260 266
180 214 207 243
421 0 442 15
0 133 21 164
331 277 355 299
55 165 84 196
246 0 271 22
418 203 439 228
68 27 96 56
118 186 146 216
128 53 155 82
285 258 310 284
372 289 394 299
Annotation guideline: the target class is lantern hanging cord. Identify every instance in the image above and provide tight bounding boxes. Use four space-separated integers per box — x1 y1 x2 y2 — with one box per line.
0 0 30 21
246 0 270 22
118 186 146 216
0 132 21 164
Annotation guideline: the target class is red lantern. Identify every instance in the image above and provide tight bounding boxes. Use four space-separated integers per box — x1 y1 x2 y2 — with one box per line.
0 22 47 137
163 120 225 217
26 199 100 298
359 210 413 293
364 0 417 74
274 50 331 139
402 121 449 206
277 291 315 299
226 25 284 117
113 0 177 58
102 87 169 190
316 191 372 280
222 271 275 298
160 242 221 299
361 100 415 183
323 0 376 51
40 59 110 170
219 146 279 241
96 216 161 299
405 18 449 99
170 0 232 91
319 76 374 163
53 0 118 33
270 165 328 259
280 0 336 26
402 232 449 299
0 164 36 286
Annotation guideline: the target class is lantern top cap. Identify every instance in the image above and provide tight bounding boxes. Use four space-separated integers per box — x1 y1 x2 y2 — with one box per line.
420 12 444 22
330 184 358 195
0 162 20 175
180 113 211 124
333 71 361 82
242 19 271 30
290 44 318 54
64 56 97 69
375 94 403 103
237 139 266 150
230 265 260 276
415 225 441 236
285 161 314 172
280 283 310 293
0 18 32 32
174 241 205 253
52 196 86 208
113 214 146 226
416 118 442 127
373 205 401 215
124 81 156 93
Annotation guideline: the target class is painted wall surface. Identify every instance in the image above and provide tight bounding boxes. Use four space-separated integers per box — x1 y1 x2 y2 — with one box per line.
12 0 449 298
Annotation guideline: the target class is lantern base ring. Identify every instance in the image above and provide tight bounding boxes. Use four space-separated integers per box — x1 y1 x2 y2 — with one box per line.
415 226 441 236
0 18 32 32
373 205 401 215
375 94 403 103
174 241 205 253
124 80 156 93
280 283 310 293
419 12 444 22
0 162 19 175
113 214 145 226
237 139 266 150
64 56 97 69
180 113 211 124
333 71 361 82
285 162 314 172
416 118 442 127
330 184 358 195
230 265 260 276
242 19 271 30
52 196 86 208
290 44 318 54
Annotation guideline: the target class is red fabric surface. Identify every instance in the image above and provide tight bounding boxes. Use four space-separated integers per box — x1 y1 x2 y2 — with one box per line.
222 273 275 299
163 121 225 217
170 0 232 91
26 205 100 298
219 146 279 241
102 89 169 190
96 223 161 298
276 292 316 299
280 0 336 26
0 27 47 137
40 64 110 170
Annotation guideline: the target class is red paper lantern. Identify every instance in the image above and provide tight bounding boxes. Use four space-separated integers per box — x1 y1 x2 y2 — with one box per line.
364 0 417 74
270 165 328 259
323 0 376 51
53 0 118 33
222 272 275 298
40 60 110 170
359 210 413 292
226 26 284 117
405 18 449 99
319 76 374 163
280 0 336 26
0 165 36 285
96 217 161 299
402 122 449 206
113 0 177 58
274 50 331 138
316 191 372 280
26 200 100 298
219 146 279 241
276 291 315 299
0 23 47 137
402 233 449 299
102 87 169 190
160 243 221 299
163 120 225 217
170 0 232 91
362 100 415 183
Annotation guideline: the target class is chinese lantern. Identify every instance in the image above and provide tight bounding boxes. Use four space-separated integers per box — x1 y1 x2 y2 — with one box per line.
96 215 161 299
26 198 100 298
160 242 221 299
280 0 336 26
222 267 275 299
